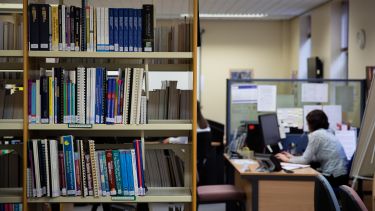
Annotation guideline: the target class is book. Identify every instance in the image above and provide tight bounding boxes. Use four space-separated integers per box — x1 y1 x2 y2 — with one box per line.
142 5 154 52
61 135 76 195
105 149 116 195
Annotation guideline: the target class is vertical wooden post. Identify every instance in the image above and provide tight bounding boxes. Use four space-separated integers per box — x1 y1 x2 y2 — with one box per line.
192 0 198 209
22 0 29 211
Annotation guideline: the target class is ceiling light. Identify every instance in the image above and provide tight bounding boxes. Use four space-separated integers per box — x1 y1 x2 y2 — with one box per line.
180 13 269 19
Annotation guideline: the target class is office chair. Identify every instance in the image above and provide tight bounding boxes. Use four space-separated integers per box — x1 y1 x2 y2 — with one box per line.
197 184 246 211
315 174 340 211
339 185 368 211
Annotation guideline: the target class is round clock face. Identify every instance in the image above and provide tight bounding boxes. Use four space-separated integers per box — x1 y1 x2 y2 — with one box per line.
356 29 366 50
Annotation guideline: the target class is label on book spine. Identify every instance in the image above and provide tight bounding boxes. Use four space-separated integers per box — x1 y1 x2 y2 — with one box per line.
68 124 92 128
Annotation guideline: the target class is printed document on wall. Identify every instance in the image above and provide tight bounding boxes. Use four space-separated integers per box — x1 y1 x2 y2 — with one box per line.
303 105 323 131
301 83 329 103
231 84 257 104
335 130 357 160
257 85 277 112
323 105 342 130
277 108 304 130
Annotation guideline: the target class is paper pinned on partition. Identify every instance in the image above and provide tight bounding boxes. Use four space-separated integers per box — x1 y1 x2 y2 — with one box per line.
323 105 342 131
257 85 277 112
301 83 329 103
335 130 357 160
231 84 258 104
277 108 304 130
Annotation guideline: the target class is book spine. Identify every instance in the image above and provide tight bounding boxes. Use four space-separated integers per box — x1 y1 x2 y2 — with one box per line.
134 140 145 195
119 9 124 52
105 150 116 195
97 151 107 196
95 151 102 196
114 8 119 52
124 9 129 52
29 4 39 50
58 149 67 195
104 8 109 52
49 76 54 123
58 5 62 50
125 150 135 195
28 80 32 123
62 135 76 195
130 149 138 196
36 79 41 123
70 6 75 51
86 5 91 51
81 0 87 51
85 154 93 196
41 76 49 123
74 151 82 196
109 8 114 52
101 151 110 194
89 140 99 197
79 140 88 197
137 9 142 52
51 6 59 51
112 150 123 195
50 140 60 197
142 5 154 52
74 7 81 51
128 9 134 52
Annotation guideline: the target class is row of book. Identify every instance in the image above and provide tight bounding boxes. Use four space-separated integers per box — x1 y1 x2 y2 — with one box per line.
0 147 21 188
0 204 22 211
28 67 146 124
0 19 23 51
148 81 192 120
155 23 192 53
0 72 22 80
28 3 154 52
144 149 184 187
0 89 23 119
27 136 146 198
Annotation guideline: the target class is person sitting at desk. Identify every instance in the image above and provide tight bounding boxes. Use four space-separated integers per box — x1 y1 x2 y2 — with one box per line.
275 109 348 187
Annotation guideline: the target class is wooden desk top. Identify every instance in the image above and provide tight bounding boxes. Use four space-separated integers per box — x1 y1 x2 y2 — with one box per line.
224 154 319 177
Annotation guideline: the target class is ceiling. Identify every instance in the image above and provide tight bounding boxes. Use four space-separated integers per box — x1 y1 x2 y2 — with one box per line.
1 0 331 20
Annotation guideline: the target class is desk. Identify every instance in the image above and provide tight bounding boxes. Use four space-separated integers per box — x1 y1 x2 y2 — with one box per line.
225 154 319 211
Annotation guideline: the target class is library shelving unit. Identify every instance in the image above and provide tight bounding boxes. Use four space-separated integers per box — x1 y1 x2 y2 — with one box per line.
21 0 198 211
0 17 24 208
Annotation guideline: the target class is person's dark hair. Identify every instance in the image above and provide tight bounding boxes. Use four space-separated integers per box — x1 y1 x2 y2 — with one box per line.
197 101 208 129
306 110 329 132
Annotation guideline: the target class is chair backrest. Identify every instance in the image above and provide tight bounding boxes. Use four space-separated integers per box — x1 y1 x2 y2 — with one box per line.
315 174 340 211
339 185 368 211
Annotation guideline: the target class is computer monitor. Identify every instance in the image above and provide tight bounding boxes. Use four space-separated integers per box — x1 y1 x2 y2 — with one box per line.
258 113 283 154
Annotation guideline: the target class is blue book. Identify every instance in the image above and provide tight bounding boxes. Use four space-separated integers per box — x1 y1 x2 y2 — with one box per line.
137 9 142 52
106 78 112 123
100 151 110 194
128 9 134 52
114 8 119 52
112 150 123 195
97 151 107 195
125 150 135 195
133 9 137 52
62 135 76 195
111 78 116 121
120 150 129 195
124 9 129 52
119 9 124 52
109 8 114 51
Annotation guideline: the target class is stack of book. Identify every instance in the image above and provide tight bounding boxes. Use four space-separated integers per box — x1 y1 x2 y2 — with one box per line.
0 203 22 211
28 67 146 125
144 149 184 187
0 89 23 119
27 136 146 198
148 81 192 120
28 3 154 52
0 17 23 51
154 23 192 53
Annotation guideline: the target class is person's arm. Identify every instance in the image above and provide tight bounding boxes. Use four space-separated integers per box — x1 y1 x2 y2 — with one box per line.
289 135 319 164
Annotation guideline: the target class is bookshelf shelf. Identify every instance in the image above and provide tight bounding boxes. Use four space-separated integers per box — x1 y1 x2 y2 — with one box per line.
27 187 191 203
29 51 193 59
0 50 23 57
0 188 23 203
0 119 23 130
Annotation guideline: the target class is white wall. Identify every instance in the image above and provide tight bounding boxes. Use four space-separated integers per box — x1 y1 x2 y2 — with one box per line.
348 0 375 79
200 20 291 123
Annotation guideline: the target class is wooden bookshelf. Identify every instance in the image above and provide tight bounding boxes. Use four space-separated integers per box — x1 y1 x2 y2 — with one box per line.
0 188 23 203
27 187 191 203
0 50 23 57
29 51 193 59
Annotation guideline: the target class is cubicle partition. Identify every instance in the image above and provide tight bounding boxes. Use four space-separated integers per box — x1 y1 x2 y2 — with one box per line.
226 79 366 147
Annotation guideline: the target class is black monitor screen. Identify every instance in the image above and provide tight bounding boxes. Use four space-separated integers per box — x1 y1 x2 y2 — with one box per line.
258 113 281 146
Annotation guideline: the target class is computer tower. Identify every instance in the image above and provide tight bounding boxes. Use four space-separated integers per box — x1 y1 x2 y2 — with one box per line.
308 57 323 79
246 123 264 153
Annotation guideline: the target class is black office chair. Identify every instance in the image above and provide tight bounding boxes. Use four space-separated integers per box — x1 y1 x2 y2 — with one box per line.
315 174 340 211
339 185 368 211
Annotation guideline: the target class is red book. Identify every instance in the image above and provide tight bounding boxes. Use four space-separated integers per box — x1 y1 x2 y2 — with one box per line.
74 154 82 196
58 151 67 196
106 150 116 195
